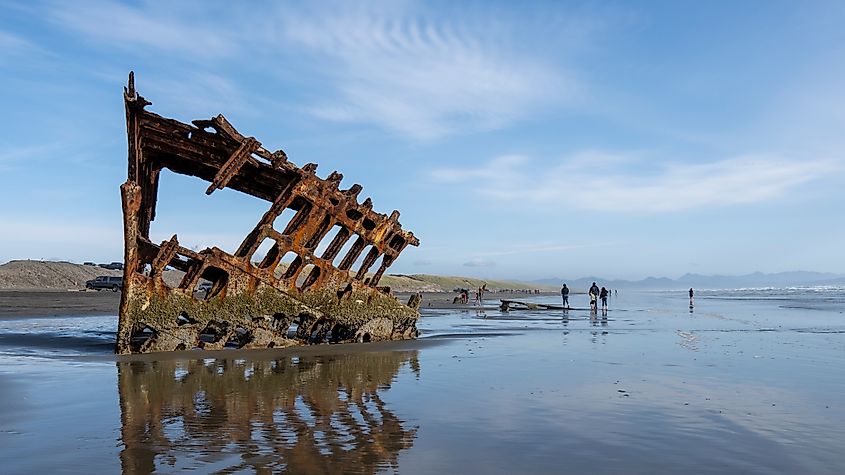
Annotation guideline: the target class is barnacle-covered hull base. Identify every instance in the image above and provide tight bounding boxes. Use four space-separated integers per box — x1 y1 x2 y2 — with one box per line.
117 72 420 354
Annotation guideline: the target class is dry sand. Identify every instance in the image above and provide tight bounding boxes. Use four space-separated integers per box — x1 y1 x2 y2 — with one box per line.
0 260 186 291
0 260 122 290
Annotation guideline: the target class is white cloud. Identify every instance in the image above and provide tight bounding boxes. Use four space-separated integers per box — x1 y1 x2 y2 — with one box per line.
430 152 842 213
278 4 578 139
430 155 528 183
478 242 616 257
0 30 36 54
0 143 64 170
463 258 496 268
0 28 51 65
141 71 252 118
40 1 586 139
47 1 236 59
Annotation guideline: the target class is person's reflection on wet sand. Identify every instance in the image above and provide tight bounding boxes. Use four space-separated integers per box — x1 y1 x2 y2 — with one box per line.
117 351 419 474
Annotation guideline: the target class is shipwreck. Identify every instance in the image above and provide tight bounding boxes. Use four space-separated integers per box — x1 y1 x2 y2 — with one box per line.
116 72 420 354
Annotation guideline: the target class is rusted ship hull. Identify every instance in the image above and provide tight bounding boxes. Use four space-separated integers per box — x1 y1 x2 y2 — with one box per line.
116 72 420 354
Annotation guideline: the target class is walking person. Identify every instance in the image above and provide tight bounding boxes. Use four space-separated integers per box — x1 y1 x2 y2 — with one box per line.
474 283 487 306
600 287 609 315
589 282 600 313
561 283 570 309
689 288 694 308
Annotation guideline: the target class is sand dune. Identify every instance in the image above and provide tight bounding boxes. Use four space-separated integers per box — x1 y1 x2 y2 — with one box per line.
0 260 122 290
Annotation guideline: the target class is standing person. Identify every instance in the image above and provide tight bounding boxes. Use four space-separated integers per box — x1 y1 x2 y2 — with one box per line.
689 288 694 307
600 287 609 313
589 282 599 312
561 283 570 309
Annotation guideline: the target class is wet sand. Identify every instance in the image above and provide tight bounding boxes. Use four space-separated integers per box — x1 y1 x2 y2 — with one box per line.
0 290 121 318
2 289 845 474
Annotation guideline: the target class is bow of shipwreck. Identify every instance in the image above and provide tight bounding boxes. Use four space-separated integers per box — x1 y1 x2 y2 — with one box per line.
116 73 420 354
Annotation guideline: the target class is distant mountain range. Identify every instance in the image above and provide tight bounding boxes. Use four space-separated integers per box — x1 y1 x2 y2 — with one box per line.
533 271 845 290
3 260 842 292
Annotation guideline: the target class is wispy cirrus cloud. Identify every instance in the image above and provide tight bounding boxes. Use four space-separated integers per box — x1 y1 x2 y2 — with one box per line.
477 241 616 257
430 152 842 213
0 28 51 64
0 30 36 53
140 71 255 118
46 1 237 59
0 143 64 171
279 4 579 139
45 0 585 140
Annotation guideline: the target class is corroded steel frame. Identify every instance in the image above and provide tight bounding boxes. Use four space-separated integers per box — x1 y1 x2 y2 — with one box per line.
116 72 420 354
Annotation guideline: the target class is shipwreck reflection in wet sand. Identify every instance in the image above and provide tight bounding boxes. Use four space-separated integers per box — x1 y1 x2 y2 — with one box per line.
117 351 419 474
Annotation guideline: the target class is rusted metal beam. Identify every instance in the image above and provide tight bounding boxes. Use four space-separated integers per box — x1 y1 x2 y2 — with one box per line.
205 137 261 194
116 72 420 354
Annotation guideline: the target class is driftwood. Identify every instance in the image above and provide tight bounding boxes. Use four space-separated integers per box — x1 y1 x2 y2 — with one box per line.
116 72 419 354
499 299 605 312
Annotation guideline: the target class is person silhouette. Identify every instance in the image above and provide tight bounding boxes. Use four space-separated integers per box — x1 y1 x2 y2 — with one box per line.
600 286 609 314
589 282 599 312
561 283 570 309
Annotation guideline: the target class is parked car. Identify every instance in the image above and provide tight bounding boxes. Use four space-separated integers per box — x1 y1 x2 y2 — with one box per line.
85 276 123 292
98 262 124 270
196 281 213 293
83 261 97 266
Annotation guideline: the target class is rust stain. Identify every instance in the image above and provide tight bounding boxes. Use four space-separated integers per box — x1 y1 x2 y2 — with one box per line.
116 72 420 354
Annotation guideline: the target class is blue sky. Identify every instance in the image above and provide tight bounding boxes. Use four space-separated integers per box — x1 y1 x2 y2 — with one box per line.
1 0 843 280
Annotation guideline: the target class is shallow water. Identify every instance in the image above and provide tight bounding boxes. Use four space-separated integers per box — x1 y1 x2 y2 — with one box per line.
1 289 845 474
